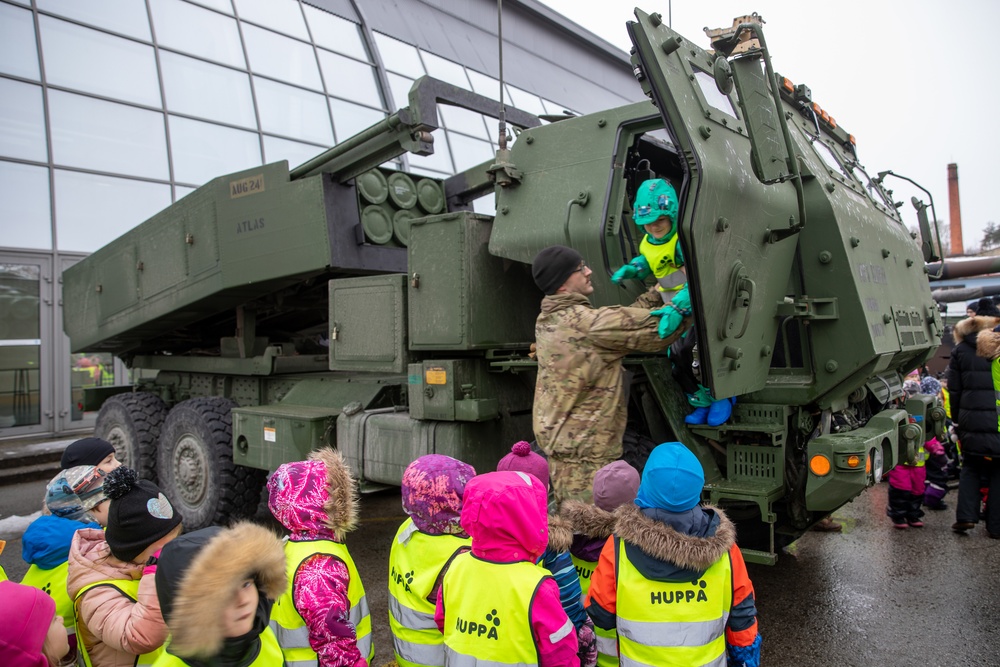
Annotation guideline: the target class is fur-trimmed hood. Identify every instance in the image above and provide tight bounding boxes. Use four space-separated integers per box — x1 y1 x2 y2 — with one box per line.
155 522 287 661
614 504 734 577
547 513 574 553
561 500 616 540
267 448 359 541
977 328 1000 360
953 315 1000 345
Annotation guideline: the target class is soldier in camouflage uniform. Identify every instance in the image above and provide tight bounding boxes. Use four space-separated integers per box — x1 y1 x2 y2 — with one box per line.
531 245 690 504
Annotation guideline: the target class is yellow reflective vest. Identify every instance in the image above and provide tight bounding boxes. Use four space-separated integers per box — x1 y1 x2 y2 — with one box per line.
22 561 76 641
74 578 165 667
270 539 373 667
388 518 470 667
441 553 550 667
150 626 283 667
616 539 732 667
639 234 685 297
572 552 619 667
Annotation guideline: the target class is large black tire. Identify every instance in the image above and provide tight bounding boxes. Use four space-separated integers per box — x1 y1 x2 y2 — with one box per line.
156 397 266 531
94 392 167 482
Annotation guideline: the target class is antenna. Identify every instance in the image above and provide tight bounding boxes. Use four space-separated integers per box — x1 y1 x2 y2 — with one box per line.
497 0 507 151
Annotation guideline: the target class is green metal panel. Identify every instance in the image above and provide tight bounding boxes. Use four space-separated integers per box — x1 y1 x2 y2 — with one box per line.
408 212 540 350
232 404 335 471
328 274 410 373
96 245 137 319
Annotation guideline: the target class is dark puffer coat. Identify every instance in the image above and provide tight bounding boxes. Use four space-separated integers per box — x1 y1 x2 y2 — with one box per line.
947 315 1000 457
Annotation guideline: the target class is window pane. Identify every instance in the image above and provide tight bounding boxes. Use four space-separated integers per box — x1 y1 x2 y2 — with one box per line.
168 115 261 185
150 0 245 68
235 0 308 40
466 69 501 101
49 90 168 180
472 193 496 216
448 133 494 172
242 24 321 90
329 98 384 145
420 50 470 89
505 84 545 116
0 161 51 249
0 79 47 162
373 32 424 78
39 16 161 107
0 264 42 427
254 77 332 145
36 0 151 40
160 51 254 128
542 98 573 116
317 50 382 108
407 129 453 174
263 135 324 170
385 72 414 111
693 70 737 118
303 6 366 61
187 0 232 14
55 170 171 252
0 4 40 81
439 105 489 141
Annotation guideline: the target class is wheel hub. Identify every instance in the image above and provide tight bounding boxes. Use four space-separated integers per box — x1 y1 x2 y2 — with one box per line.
173 433 208 506
105 425 130 467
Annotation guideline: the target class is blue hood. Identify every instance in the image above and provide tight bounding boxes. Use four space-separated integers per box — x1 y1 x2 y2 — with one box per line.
21 514 98 569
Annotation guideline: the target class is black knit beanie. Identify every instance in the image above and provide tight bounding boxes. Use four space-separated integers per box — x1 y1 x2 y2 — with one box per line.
61 437 115 469
532 245 584 295
977 297 1000 319
104 467 183 563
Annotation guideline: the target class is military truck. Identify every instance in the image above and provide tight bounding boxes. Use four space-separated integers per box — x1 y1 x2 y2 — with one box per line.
65 11 954 563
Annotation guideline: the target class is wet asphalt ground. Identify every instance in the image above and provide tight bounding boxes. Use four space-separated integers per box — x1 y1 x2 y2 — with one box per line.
3 477 998 665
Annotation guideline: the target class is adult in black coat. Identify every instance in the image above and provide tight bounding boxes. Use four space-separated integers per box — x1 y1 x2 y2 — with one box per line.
946 297 1000 538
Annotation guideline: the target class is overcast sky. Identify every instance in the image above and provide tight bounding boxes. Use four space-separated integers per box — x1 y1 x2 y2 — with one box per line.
537 0 1000 254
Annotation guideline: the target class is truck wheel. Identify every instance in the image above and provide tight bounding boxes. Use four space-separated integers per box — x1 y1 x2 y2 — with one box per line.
156 397 266 531
94 392 167 482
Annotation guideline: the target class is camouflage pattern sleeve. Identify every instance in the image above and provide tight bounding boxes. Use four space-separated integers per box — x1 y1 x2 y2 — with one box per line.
630 285 663 310
588 306 689 354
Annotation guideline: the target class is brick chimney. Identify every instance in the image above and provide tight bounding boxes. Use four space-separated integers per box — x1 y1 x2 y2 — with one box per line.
948 163 964 256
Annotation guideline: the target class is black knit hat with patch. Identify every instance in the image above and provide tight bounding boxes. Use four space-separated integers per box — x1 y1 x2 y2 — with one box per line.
532 245 584 295
104 467 183 563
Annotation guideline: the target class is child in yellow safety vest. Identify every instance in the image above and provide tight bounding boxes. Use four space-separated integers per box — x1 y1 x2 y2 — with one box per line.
267 448 373 667
0 579 72 667
388 454 475 667
586 442 761 667
151 522 287 666
67 466 183 667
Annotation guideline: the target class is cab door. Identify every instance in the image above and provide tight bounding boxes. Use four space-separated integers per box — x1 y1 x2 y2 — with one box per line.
628 10 802 397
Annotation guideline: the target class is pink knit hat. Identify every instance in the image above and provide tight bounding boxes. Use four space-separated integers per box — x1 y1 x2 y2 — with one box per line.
593 461 640 511
0 580 57 667
496 441 549 488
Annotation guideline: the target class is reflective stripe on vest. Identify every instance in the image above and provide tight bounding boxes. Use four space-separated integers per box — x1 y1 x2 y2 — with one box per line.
22 561 75 636
389 518 471 667
639 234 685 295
441 553 548 667
571 554 619 667
616 540 731 667
150 626 283 667
269 539 373 666
74 578 164 667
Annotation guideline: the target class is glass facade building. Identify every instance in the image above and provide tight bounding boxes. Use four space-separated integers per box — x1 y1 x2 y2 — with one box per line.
0 0 639 438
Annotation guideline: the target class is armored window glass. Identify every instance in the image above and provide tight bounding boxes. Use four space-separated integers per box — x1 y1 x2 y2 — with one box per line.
466 69 501 102
54 170 171 252
254 76 333 146
186 0 233 14
36 0 151 41
0 4 40 81
373 32 424 78
234 0 308 40
692 69 737 118
149 0 245 68
160 52 254 128
168 115 261 185
812 140 852 180
317 50 382 108
472 193 496 216
49 90 169 180
420 51 471 89
242 24 322 91
0 79 47 162
439 105 490 141
303 6 367 61
407 129 453 174
39 16 161 107
330 98 386 145
0 161 51 249
263 135 325 169
447 133 493 173
504 84 546 116
385 72 414 111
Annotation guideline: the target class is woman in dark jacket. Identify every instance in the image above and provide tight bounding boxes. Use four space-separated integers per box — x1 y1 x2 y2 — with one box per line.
946 297 1000 537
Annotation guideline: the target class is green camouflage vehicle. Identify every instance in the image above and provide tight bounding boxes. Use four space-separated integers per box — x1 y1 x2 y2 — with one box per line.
64 11 955 562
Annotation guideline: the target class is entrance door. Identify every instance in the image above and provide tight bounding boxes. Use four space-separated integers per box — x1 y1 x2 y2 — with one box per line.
0 254 53 436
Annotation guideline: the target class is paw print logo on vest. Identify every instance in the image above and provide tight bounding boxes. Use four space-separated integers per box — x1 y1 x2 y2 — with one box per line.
455 610 500 640
485 609 500 628
391 565 413 592
41 582 52 596
405 570 414 586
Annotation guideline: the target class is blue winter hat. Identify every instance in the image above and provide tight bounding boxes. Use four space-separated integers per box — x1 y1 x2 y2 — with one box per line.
634 442 704 512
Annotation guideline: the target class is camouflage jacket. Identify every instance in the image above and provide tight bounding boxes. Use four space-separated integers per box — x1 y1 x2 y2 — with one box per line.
533 289 684 462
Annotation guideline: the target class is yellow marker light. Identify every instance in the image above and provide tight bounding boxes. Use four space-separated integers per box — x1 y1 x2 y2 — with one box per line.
782 77 794 93
866 454 872 474
809 454 831 476
828 116 837 129
846 454 861 469
848 134 856 145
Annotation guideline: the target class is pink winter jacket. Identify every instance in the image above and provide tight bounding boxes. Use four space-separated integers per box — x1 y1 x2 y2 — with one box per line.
434 471 580 667
66 528 168 667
